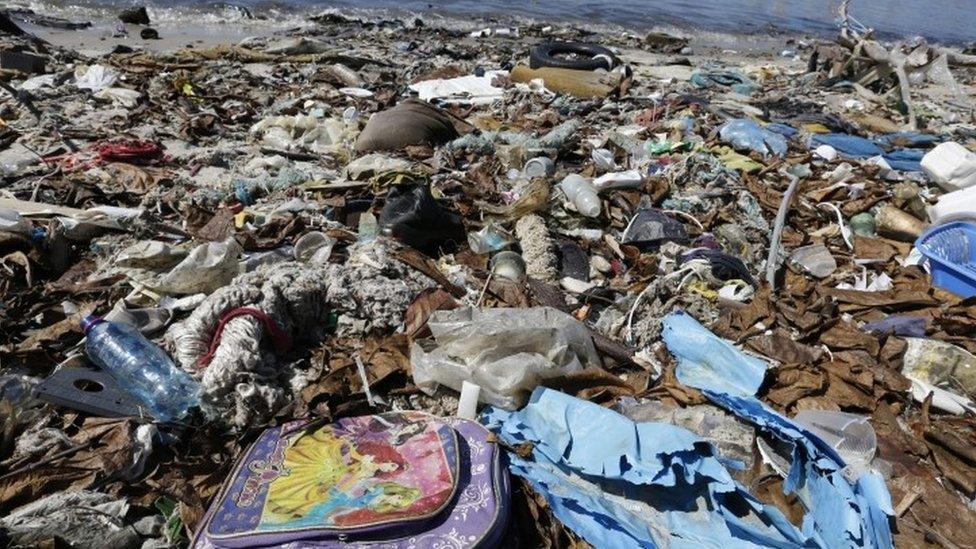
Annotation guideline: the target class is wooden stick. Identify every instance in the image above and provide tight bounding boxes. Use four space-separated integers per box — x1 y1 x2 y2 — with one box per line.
765 173 802 289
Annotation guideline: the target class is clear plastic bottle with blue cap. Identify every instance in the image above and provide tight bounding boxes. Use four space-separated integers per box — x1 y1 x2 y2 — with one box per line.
81 315 201 421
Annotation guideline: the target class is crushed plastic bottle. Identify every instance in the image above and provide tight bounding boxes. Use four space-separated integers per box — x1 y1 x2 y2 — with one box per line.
591 148 617 172
468 222 514 254
523 156 555 180
593 169 643 191
81 315 201 421
559 174 601 217
793 410 877 480
489 251 527 282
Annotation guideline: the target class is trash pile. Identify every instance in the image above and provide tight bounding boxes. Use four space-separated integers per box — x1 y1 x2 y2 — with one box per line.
1 2 976 547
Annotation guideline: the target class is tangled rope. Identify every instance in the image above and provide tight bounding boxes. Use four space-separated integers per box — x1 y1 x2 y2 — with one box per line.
165 240 434 429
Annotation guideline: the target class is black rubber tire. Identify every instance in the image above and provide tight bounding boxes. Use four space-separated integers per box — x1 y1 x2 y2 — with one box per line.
529 41 618 71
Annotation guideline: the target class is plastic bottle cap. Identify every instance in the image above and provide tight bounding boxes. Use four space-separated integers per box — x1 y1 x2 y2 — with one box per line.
81 315 105 335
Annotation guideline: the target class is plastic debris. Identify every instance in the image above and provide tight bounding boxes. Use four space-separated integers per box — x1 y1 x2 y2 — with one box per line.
411 307 599 409
719 119 788 157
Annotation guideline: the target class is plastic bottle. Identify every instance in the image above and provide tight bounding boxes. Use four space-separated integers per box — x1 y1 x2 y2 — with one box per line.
591 148 617 173
81 315 201 421
559 175 601 217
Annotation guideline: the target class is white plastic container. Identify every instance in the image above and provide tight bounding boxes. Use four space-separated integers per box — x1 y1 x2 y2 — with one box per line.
921 142 976 192
559 175 601 217
928 184 976 224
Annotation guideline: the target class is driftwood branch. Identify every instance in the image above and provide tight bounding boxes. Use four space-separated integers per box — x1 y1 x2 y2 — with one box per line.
833 0 973 131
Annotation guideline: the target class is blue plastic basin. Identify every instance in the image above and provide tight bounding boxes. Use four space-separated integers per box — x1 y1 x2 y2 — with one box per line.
916 221 976 298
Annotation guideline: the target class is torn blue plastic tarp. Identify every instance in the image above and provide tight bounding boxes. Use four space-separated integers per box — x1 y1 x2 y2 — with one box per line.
661 311 894 549
690 70 759 95
483 387 813 548
660 309 767 397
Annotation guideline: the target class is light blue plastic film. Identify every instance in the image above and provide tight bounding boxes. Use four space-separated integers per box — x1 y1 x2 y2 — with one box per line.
661 311 894 549
484 388 811 548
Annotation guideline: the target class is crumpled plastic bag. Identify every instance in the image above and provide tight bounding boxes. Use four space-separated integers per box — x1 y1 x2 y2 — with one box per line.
249 114 354 154
408 70 507 105
719 119 788 157
902 337 976 414
94 87 142 108
75 64 120 92
411 306 600 409
0 490 142 549
155 239 242 295
379 183 466 257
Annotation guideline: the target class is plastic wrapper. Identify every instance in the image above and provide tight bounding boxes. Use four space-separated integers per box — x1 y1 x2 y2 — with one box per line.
249 114 354 154
467 222 514 254
74 64 119 92
408 70 506 105
622 208 689 250
0 207 31 236
410 306 599 409
789 244 837 278
903 337 976 414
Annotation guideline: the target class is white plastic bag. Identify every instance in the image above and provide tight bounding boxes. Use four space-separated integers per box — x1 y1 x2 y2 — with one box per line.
75 64 120 92
155 239 242 294
411 306 600 409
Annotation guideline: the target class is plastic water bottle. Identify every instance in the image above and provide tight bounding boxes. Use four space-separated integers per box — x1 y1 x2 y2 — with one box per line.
559 175 601 217
81 315 201 421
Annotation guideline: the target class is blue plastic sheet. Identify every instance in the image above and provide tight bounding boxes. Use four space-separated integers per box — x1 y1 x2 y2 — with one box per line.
766 123 799 138
809 133 925 172
483 388 812 548
661 311 894 549
661 308 768 396
874 132 940 149
810 134 884 157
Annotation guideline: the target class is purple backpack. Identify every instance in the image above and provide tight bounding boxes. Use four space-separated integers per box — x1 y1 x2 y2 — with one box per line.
191 412 509 548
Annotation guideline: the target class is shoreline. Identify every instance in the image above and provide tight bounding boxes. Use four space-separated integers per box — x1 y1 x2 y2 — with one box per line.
10 3 969 58
20 10 827 57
